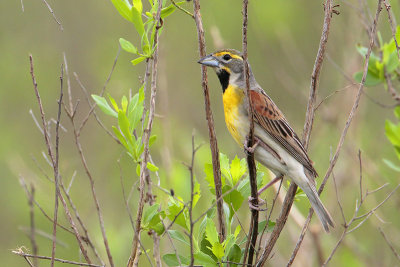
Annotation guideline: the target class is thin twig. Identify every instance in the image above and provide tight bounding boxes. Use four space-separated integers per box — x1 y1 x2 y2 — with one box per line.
171 0 194 18
28 185 38 267
257 1 336 265
288 1 383 265
241 0 258 265
66 82 114 265
118 160 154 267
59 181 103 265
188 133 201 266
192 0 226 243
18 176 74 235
383 0 400 61
74 73 119 143
128 2 163 266
378 227 400 262
77 45 121 135
41 0 63 31
12 249 104 267
323 184 400 266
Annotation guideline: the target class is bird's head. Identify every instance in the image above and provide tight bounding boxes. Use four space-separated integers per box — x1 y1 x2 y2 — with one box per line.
198 49 246 92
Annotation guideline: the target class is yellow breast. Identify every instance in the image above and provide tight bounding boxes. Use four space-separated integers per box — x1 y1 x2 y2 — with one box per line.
222 85 246 145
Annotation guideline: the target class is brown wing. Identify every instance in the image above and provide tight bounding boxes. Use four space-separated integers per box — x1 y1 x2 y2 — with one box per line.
250 89 318 178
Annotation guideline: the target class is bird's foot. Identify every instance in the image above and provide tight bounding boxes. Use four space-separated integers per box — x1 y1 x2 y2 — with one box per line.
248 196 267 211
244 136 260 155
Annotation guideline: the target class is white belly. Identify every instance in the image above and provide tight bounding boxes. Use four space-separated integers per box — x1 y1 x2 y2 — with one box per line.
253 124 306 180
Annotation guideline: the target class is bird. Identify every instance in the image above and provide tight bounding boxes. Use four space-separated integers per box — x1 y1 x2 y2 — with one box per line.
198 49 334 232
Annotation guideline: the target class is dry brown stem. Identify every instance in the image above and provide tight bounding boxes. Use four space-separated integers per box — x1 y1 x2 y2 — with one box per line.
192 0 226 242
12 249 103 267
241 0 259 265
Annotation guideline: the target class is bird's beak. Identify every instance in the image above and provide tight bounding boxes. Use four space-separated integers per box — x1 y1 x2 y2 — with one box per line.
197 55 220 68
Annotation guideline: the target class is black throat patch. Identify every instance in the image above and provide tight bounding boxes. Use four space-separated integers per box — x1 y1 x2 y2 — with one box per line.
216 69 230 93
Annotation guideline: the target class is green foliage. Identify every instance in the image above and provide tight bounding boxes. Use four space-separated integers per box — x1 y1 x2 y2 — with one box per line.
92 88 159 174
354 26 400 87
385 106 400 171
142 203 166 235
111 0 184 64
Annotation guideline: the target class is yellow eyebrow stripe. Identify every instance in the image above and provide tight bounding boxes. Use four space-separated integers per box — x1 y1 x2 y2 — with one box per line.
214 51 243 60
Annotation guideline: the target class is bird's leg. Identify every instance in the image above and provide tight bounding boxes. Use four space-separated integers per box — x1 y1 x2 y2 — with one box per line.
248 175 284 211
244 135 260 155
257 175 283 195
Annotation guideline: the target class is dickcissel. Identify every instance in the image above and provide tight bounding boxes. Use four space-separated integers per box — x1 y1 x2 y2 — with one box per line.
198 49 334 232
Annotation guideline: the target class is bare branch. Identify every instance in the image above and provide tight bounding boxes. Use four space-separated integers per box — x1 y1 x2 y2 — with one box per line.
12 249 104 267
40 0 63 31
28 184 38 267
378 227 400 262
383 0 400 61
192 0 226 242
171 0 194 18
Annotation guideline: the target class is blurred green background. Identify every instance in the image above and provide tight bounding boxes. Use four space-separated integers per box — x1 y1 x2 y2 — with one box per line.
1 0 400 266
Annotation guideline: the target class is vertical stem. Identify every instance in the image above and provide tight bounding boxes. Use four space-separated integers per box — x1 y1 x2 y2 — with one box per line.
241 0 258 265
192 0 226 242
128 1 163 266
29 185 38 267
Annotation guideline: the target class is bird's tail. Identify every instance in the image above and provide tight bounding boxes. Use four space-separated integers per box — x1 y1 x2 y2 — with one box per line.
301 179 335 232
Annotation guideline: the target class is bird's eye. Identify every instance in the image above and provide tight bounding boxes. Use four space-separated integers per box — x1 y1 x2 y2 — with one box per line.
222 54 232 61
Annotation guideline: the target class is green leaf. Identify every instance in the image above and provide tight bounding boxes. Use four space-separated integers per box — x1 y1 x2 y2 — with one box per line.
230 156 247 185
118 110 133 144
204 163 215 189
394 106 400 119
205 218 218 245
135 138 144 159
147 162 159 172
143 204 160 225
91 95 118 117
168 230 190 246
193 181 201 208
234 224 241 239
385 120 400 147
110 0 133 22
386 51 400 73
194 252 218 266
149 135 157 147
222 234 235 259
227 244 241 266
198 215 208 245
132 0 143 14
119 38 138 54
163 254 190 266
112 126 129 151
211 242 224 260
131 56 146 65
200 234 217 261
167 198 189 230
383 158 400 172
107 94 119 112
353 71 382 87
223 187 244 214
258 220 276 233
121 95 128 112
356 44 380 62
219 153 231 183
237 171 264 198
136 163 141 176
